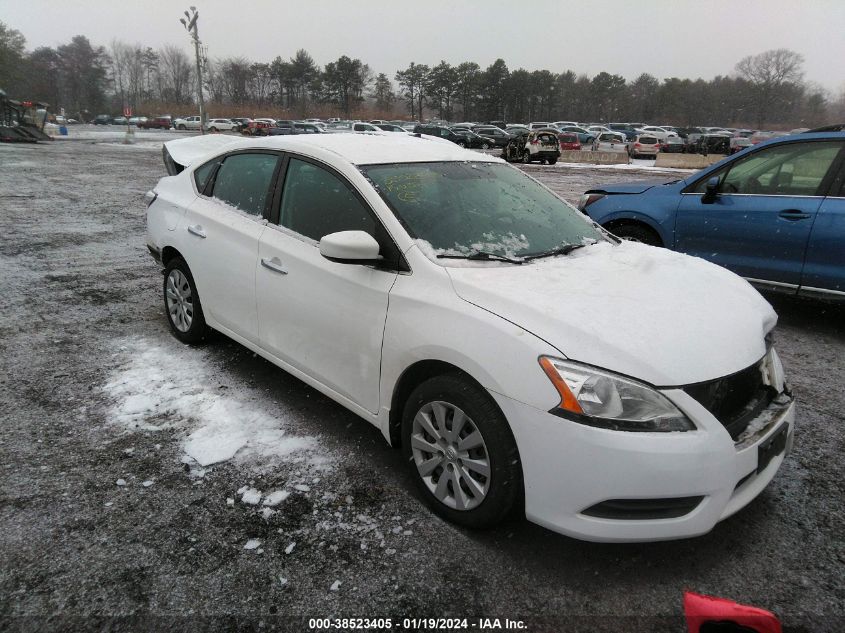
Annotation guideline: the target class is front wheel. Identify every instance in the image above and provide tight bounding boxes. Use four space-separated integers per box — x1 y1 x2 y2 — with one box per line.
401 374 522 529
521 151 531 164
608 222 663 247
209 126 218 133
178 124 186 130
163 257 209 344
457 141 466 148
481 142 490 149
548 158 558 165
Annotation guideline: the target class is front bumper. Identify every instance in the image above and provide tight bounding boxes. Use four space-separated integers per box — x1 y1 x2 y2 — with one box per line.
491 390 795 542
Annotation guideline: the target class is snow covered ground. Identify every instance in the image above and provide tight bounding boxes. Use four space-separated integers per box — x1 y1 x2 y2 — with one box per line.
0 139 842 631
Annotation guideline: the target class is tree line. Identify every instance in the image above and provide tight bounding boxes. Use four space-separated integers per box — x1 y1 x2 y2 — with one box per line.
1 20 842 128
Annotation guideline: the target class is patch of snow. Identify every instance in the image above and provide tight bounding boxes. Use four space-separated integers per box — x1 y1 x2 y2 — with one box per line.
263 490 290 507
260 507 276 520
116 478 127 487
226 498 235 507
104 337 324 469
240 487 262 505
243 539 262 550
279 577 288 587
330 580 341 591
284 542 296 554
142 480 153 487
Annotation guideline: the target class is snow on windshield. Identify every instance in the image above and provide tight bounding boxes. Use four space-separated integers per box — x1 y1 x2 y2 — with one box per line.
362 161 600 259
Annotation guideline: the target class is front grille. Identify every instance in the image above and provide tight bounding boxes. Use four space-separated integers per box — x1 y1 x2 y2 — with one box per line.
683 360 776 440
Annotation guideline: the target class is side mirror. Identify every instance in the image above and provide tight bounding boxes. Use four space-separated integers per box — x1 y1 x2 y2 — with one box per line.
702 176 720 204
319 230 381 264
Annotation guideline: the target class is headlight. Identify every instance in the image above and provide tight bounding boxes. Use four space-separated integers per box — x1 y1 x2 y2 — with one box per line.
760 346 786 394
578 192 606 211
538 357 695 432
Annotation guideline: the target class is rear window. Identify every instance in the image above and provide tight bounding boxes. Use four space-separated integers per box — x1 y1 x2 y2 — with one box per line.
559 134 578 143
639 136 658 144
211 153 279 216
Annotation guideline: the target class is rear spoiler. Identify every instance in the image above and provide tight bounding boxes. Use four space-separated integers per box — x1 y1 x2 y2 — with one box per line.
162 134 245 175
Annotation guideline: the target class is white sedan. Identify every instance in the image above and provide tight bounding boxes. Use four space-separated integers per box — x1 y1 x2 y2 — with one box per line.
147 133 795 542
206 118 239 132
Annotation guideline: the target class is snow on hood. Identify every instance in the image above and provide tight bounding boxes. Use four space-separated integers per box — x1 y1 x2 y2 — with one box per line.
445 241 776 386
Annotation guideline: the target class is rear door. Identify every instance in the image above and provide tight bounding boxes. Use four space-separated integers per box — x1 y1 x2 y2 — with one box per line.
255 156 401 413
180 151 281 341
800 150 845 295
675 140 842 287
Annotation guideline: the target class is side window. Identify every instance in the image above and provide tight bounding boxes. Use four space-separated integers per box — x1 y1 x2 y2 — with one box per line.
695 141 841 195
193 158 220 194
211 153 279 216
278 158 376 242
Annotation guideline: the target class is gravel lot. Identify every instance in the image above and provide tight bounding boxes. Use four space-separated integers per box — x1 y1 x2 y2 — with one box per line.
1 131 843 632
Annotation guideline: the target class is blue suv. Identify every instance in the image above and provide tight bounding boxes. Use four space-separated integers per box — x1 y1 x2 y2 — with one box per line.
579 132 845 300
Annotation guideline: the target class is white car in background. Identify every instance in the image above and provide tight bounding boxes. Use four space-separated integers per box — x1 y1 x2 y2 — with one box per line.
206 118 239 132
147 133 794 542
591 132 629 152
640 126 678 141
173 116 203 131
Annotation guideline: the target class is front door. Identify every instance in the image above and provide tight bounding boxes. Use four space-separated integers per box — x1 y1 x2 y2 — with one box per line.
675 140 842 286
256 156 400 413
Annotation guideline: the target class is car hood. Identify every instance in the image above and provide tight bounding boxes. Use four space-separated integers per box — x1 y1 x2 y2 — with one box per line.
594 181 663 194
445 241 776 386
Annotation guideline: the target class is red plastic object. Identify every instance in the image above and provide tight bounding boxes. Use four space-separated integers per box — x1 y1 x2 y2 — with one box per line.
684 591 782 633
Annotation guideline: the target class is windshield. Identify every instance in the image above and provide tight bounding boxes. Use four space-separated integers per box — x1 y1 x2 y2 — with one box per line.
360 161 603 259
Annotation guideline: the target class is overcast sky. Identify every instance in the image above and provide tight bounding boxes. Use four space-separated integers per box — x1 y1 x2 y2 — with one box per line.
2 0 844 93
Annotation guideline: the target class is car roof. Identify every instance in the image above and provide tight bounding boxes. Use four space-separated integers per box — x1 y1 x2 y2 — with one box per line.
166 131 504 168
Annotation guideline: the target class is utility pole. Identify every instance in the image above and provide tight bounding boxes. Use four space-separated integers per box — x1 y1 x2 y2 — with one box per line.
180 6 205 134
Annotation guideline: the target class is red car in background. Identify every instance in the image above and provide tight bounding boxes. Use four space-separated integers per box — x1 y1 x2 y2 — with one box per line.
137 116 172 130
243 118 276 136
558 132 581 151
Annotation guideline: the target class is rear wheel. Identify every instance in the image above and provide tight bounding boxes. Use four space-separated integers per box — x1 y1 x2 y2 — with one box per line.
457 141 466 148
548 157 558 165
178 124 186 131
209 126 218 133
481 142 490 150
402 374 522 528
163 257 209 344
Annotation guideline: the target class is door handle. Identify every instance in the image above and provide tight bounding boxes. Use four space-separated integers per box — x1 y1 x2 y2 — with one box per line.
778 210 811 221
187 224 207 238
261 257 288 275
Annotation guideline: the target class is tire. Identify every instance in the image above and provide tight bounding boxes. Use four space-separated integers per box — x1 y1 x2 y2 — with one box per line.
163 257 209 344
209 126 218 133
521 152 531 164
607 222 663 247
457 141 466 148
481 142 490 150
401 374 523 529
548 158 557 165
178 124 186 131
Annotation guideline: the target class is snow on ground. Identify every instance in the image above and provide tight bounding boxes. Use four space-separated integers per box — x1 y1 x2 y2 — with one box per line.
103 336 326 470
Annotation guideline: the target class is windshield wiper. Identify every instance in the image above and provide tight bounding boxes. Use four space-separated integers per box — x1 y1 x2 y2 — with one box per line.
522 243 587 261
436 250 525 265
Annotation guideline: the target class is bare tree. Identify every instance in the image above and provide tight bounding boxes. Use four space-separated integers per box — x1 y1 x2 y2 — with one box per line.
158 45 194 104
736 48 804 126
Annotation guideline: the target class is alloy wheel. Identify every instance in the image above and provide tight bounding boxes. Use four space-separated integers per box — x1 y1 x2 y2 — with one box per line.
410 401 491 511
166 269 194 332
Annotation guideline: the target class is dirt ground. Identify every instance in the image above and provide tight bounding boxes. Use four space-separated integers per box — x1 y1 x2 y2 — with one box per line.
0 131 843 632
